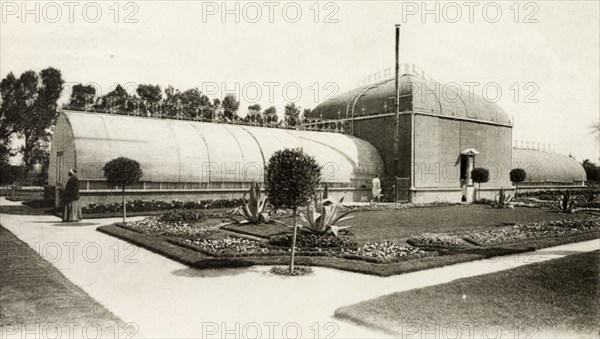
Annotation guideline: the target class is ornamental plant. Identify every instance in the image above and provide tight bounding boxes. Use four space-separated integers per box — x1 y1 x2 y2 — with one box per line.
471 167 489 201
509 168 527 198
265 148 321 274
103 157 143 222
299 195 354 236
493 187 514 209
232 181 270 224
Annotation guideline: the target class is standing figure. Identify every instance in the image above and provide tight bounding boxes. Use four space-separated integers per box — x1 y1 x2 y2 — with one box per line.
62 169 83 222
371 174 382 203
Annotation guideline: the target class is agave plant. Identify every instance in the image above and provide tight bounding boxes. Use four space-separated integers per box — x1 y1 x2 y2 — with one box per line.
492 187 514 209
556 191 576 213
298 195 354 236
231 182 270 224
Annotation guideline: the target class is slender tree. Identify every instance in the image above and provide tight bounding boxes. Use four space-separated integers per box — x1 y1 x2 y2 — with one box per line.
265 148 321 273
263 106 278 124
284 103 300 127
509 168 527 198
103 157 143 222
222 95 240 121
69 84 96 108
470 167 489 201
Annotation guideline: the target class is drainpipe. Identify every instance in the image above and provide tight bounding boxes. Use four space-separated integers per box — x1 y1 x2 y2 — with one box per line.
394 24 401 202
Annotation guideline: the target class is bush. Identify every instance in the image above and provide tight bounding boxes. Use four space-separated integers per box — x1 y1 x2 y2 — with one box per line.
510 168 527 197
407 233 472 248
269 233 357 250
159 209 206 222
471 168 489 185
271 266 313 276
83 199 244 214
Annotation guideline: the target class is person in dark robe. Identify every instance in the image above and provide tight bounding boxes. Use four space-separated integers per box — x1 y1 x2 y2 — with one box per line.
62 169 83 222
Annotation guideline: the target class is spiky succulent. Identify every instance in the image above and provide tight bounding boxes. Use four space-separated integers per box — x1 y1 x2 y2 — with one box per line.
299 195 354 236
232 182 270 224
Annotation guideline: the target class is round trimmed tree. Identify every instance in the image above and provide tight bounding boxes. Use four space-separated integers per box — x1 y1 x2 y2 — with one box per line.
103 157 143 222
509 168 527 198
471 167 489 201
265 148 321 274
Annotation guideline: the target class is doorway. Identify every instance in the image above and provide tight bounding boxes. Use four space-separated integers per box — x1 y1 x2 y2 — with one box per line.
460 153 475 202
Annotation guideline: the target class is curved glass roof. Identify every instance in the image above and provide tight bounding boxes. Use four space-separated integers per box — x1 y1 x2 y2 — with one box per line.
310 74 512 126
512 149 586 184
61 111 385 184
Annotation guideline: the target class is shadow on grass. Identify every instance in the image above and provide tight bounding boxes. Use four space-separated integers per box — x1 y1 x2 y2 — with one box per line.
48 222 101 227
0 205 57 216
171 266 252 278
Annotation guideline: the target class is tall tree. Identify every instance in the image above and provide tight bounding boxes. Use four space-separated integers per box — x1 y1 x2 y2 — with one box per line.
0 72 19 147
263 106 278 124
69 84 96 108
582 159 600 184
284 103 300 127
4 68 64 177
136 84 162 104
179 88 211 118
246 104 262 123
222 94 240 121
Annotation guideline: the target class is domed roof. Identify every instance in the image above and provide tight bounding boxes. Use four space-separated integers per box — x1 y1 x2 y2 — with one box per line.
53 111 384 185
512 149 587 184
310 75 512 126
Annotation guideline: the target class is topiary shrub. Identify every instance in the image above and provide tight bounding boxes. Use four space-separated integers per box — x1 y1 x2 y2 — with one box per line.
103 157 143 222
510 168 527 198
471 167 489 201
265 148 321 274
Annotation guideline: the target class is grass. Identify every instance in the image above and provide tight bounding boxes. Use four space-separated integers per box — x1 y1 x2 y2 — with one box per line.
0 225 127 336
222 205 594 244
96 204 600 276
335 251 600 338
97 222 599 276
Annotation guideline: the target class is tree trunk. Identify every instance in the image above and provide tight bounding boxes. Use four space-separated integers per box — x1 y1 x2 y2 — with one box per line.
515 183 519 198
289 208 298 274
122 186 126 222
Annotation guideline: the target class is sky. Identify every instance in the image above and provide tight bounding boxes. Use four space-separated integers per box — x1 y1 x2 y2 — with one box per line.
1 0 599 163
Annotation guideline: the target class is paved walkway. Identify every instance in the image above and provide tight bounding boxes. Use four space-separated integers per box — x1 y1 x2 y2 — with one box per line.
1 197 599 338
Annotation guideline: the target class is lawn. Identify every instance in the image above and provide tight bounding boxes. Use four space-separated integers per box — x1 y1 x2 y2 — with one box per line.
0 226 132 337
335 250 600 338
97 204 600 276
225 205 594 244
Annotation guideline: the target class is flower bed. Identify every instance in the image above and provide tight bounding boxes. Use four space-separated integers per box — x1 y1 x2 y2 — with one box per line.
340 242 427 263
407 233 474 248
181 237 276 257
83 199 243 214
268 233 358 250
124 217 218 238
465 217 600 246
159 209 206 222
173 234 427 263
519 188 599 199
342 202 460 212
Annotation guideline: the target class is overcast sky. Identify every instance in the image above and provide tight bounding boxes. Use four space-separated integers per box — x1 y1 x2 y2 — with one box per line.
1 1 599 162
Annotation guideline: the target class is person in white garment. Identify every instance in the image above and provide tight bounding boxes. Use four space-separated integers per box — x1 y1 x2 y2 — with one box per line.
371 174 382 202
